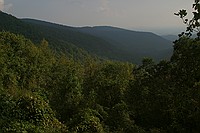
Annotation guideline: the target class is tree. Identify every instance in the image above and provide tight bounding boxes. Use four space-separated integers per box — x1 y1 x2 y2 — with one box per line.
175 0 200 37
0 32 67 132
48 55 83 123
0 92 67 132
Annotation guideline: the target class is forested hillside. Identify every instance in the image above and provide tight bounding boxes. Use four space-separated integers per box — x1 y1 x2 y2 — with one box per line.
21 19 118 60
0 29 200 132
0 11 112 61
1 0 200 132
78 26 173 62
0 11 173 63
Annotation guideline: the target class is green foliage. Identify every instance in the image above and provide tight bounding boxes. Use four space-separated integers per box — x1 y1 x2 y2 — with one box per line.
48 55 83 123
0 32 56 92
82 61 135 132
175 0 200 37
1 3 200 131
105 102 134 132
126 34 200 132
168 37 200 132
83 61 134 108
68 108 104 133
127 60 173 131
0 91 66 133
0 32 68 132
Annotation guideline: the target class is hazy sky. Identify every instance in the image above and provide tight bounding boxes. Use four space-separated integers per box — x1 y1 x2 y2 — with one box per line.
2 0 194 34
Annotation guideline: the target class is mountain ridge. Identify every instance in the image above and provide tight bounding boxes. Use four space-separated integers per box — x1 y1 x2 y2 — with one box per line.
0 12 173 63
78 26 173 61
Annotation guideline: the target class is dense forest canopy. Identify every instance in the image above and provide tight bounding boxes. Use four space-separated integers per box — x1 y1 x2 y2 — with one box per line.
1 0 200 132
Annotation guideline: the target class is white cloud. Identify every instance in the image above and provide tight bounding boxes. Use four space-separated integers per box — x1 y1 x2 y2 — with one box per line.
0 0 4 11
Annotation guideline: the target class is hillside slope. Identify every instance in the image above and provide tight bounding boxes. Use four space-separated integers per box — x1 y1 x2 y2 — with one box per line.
21 19 118 58
78 26 173 62
161 35 178 41
0 12 116 60
0 11 173 63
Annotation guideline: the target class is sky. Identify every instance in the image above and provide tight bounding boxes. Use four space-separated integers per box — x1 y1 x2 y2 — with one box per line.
1 0 194 35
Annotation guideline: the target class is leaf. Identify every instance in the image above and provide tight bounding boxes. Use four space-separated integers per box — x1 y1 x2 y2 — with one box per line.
174 13 179 16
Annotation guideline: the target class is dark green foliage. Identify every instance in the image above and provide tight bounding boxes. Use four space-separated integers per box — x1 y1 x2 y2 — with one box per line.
1 1 200 131
0 32 67 132
1 31 200 132
127 60 173 130
81 61 137 132
48 55 83 123
0 31 137 132
68 108 104 133
0 92 66 133
168 37 200 132
125 35 200 132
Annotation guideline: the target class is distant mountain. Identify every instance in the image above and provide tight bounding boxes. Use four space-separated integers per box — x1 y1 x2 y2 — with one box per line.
161 35 178 42
0 11 116 60
78 26 173 62
0 11 173 63
21 19 119 59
